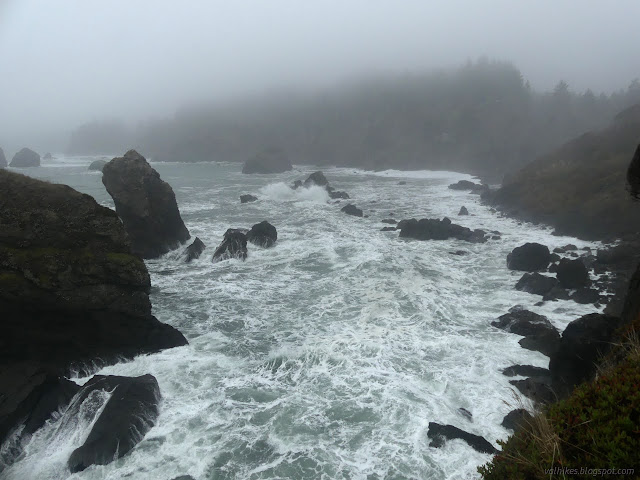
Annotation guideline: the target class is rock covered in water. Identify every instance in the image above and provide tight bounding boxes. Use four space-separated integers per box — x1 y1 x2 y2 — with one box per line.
556 258 590 288
10 148 40 168
303 171 329 187
491 307 560 356
293 171 350 199
398 217 487 243
102 150 190 259
240 194 258 203
507 243 551 271
247 221 277 248
242 147 292 174
88 159 108 171
182 237 206 263
515 272 558 296
0 147 6 168
67 374 160 472
427 422 498 454
212 229 248 262
327 186 350 199
341 204 363 217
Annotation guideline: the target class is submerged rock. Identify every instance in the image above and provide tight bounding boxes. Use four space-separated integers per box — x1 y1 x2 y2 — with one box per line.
242 147 292 174
427 422 498 454
240 194 258 203
102 150 190 259
182 237 206 263
247 221 277 248
88 159 108 172
341 204 363 217
398 217 487 243
507 243 551 271
212 229 248 262
10 148 40 168
67 374 160 472
327 187 350 199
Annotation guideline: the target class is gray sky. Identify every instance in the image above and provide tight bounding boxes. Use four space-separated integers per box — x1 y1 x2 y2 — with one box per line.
1 0 639 152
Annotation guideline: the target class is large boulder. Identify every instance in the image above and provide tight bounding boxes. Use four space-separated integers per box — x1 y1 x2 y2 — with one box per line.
67 374 160 472
10 148 40 168
515 272 558 296
246 221 277 248
88 159 108 172
240 194 258 204
491 307 560 356
242 147 292 174
102 150 190 259
507 243 551 271
0 148 6 168
427 422 498 454
398 217 487 243
341 204 363 217
549 313 624 397
556 258 590 288
0 169 187 458
182 237 206 263
212 229 248 262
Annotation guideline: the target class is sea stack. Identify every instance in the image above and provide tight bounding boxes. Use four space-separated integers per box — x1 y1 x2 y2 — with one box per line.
10 148 40 168
102 150 190 259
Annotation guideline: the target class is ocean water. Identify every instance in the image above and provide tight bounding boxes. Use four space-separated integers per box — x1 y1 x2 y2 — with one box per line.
3 156 604 480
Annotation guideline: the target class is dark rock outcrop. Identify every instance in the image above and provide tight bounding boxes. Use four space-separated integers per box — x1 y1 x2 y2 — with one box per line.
501 409 533 432
549 313 624 397
515 273 558 296
381 226 397 232
242 147 292 174
247 221 277 248
88 159 108 172
398 218 487 243
67 374 160 472
341 204 363 217
553 244 577 254
182 237 206 263
542 285 571 302
626 144 640 199
491 308 560 356
327 187 350 199
102 150 190 259
304 171 329 187
10 148 40 168
381 219 397 224
556 258 590 289
240 194 258 203
507 243 551 271
0 148 6 168
212 229 248 262
509 377 555 404
458 206 469 215
448 180 488 194
427 422 498 454
570 287 601 305
502 365 550 379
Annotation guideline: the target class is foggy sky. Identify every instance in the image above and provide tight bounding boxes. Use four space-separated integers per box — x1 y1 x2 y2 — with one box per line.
1 0 639 153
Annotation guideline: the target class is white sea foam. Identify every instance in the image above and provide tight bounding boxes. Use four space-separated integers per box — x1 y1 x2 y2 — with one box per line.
5 160 606 480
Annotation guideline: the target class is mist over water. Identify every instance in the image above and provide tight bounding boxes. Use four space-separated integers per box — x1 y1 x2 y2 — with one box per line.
3 157 603 479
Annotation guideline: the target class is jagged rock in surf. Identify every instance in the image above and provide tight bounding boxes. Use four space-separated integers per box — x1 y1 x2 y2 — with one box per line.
242 147 292 174
247 221 277 248
381 226 397 231
88 159 108 171
212 229 248 262
182 237 206 263
304 171 329 187
42 152 53 160
427 422 498 454
240 194 258 203
507 243 551 271
570 287 601 305
553 244 578 253
502 364 550 379
102 150 191 259
458 408 473 421
458 206 469 215
556 258 590 289
10 148 40 168
515 272 558 296
491 307 560 356
67 374 160 472
448 180 488 193
509 377 555 405
398 217 487 243
327 186 350 199
381 219 397 224
341 204 363 217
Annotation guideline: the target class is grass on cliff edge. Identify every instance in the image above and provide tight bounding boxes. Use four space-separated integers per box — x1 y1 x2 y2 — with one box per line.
479 336 640 480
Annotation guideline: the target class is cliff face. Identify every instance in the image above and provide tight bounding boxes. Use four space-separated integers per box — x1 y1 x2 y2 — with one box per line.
486 104 640 240
0 169 187 372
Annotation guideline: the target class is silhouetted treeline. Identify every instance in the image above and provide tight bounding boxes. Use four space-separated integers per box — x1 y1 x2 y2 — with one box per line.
68 59 640 178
